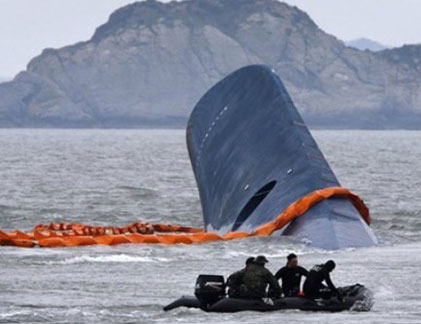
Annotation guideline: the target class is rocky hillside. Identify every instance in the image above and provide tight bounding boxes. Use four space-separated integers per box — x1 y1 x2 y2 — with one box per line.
1 0 421 128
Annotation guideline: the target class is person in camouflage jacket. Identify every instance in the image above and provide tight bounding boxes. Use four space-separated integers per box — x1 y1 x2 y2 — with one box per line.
242 255 281 299
226 257 255 298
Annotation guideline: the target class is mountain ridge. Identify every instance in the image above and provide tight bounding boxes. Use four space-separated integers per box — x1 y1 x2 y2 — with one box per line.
346 38 388 52
1 0 421 129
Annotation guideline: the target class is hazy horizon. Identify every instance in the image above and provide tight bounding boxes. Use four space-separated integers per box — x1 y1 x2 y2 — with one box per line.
1 0 420 79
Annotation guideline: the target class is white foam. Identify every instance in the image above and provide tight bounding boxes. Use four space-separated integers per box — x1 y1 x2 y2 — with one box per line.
49 254 169 265
0 310 29 319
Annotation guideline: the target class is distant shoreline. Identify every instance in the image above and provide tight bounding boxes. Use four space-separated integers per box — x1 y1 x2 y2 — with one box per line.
0 127 419 131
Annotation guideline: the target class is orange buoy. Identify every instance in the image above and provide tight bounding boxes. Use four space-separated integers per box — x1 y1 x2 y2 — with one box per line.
0 187 371 248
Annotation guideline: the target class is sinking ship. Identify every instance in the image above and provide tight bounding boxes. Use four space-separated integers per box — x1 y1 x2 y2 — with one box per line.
187 65 377 250
0 65 377 250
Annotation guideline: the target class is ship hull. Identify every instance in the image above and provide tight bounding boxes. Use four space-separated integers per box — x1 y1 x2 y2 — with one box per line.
187 65 377 249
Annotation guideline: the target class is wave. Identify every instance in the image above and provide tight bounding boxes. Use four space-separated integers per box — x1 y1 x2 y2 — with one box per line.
49 254 170 265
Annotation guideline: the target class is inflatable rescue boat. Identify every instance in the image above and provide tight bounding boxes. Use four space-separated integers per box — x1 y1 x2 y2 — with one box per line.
164 275 373 313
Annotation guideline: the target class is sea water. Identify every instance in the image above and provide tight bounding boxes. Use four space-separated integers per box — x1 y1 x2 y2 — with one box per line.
0 129 420 323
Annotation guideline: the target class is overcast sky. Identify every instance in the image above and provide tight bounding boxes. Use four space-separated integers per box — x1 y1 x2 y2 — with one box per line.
1 0 420 79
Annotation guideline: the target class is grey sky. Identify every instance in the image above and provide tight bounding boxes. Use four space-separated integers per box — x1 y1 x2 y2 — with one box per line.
1 0 420 79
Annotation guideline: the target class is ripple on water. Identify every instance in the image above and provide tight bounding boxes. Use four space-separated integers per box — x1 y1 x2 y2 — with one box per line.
0 130 421 323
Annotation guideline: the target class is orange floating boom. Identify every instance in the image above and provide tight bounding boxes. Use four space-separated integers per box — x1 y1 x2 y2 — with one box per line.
0 187 370 248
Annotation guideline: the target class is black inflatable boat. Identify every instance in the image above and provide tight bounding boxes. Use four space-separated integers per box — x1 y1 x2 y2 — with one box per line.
163 275 373 313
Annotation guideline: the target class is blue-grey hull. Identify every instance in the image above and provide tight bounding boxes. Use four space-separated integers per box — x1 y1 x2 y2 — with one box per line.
187 65 377 249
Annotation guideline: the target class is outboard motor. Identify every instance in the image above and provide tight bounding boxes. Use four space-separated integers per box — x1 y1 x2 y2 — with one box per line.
194 275 225 309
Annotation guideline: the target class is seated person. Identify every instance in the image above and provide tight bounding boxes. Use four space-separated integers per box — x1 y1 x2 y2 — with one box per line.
242 255 281 299
226 257 255 298
303 260 339 299
275 253 308 297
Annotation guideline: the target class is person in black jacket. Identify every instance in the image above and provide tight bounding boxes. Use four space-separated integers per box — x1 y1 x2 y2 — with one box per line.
303 260 339 299
275 253 308 297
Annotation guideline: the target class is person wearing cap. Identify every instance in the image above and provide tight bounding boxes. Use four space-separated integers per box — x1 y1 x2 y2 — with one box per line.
303 260 339 299
275 253 308 297
242 255 281 299
226 257 255 298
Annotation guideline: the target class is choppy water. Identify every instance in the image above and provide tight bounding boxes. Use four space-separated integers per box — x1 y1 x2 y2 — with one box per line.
0 129 420 323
